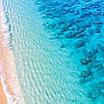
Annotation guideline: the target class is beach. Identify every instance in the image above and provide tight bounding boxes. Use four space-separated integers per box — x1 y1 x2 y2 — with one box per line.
1 0 104 103
0 0 24 103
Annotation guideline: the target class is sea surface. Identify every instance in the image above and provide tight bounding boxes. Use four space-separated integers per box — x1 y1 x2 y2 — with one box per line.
3 0 104 104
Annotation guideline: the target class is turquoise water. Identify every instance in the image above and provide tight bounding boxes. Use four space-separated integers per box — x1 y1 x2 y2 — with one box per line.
3 0 104 104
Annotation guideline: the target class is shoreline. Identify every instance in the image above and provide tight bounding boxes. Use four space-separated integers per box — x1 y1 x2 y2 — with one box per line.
0 0 24 103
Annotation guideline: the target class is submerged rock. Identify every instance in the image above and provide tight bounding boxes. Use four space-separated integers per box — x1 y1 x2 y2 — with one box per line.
80 56 91 65
80 68 93 83
83 0 91 2
76 27 85 35
95 26 101 33
75 33 85 38
93 61 103 70
74 40 85 48
80 68 92 78
64 26 85 39
64 31 76 38
80 50 97 65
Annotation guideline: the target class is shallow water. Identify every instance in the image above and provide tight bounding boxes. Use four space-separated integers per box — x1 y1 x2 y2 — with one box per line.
3 0 104 104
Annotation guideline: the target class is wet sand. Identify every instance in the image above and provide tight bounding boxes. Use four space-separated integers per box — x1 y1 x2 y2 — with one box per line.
0 79 7 104
0 0 24 103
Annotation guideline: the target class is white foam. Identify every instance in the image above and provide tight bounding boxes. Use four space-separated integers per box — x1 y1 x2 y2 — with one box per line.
1 22 9 32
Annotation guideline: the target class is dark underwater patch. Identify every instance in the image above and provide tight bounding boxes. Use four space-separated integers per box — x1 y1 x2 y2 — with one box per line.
4 11 13 50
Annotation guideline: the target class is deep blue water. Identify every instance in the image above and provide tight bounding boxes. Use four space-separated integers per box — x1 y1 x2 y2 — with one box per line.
35 0 104 103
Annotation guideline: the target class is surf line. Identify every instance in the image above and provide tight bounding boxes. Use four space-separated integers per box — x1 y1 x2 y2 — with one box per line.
0 0 24 104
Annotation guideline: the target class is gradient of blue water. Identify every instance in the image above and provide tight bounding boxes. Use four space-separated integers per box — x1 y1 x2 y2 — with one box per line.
4 0 104 104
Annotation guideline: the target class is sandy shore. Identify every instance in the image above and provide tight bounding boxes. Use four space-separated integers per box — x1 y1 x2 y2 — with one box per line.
0 0 24 104
0 78 7 104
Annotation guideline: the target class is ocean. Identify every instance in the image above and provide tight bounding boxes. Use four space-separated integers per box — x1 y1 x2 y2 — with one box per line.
3 0 104 104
